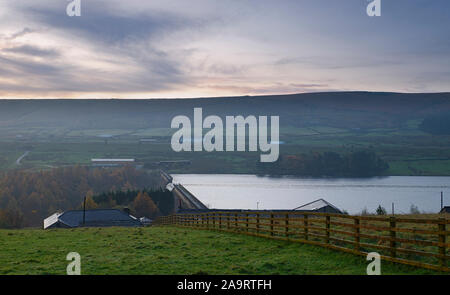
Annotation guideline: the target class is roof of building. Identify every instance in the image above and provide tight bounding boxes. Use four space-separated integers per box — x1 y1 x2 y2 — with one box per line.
43 212 63 229
44 209 140 229
440 206 450 213
293 198 342 212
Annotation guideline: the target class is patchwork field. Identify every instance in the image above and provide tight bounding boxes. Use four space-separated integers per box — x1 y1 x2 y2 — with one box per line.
1 125 450 175
0 93 450 175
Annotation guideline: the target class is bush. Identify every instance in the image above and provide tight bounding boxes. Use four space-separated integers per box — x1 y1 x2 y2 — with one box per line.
376 205 387 216
410 204 420 215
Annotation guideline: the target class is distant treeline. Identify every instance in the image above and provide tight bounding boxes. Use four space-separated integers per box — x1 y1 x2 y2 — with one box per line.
258 150 389 177
0 166 163 228
92 188 174 217
420 113 450 135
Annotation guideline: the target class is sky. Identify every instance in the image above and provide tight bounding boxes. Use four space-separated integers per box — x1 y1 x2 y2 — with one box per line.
0 0 449 98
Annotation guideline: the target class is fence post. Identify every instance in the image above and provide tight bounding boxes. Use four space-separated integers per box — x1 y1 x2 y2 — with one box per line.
246 213 249 232
438 217 446 269
219 213 222 229
227 213 230 230
389 216 396 258
354 217 360 252
256 213 260 235
235 213 238 230
213 212 216 229
304 215 308 240
270 213 274 236
326 215 331 244
285 213 289 238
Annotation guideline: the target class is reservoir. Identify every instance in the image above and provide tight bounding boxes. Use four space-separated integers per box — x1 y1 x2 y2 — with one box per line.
171 174 450 214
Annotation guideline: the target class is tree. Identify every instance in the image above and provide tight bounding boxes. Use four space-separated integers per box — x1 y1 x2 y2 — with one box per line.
346 151 389 177
410 204 420 215
0 208 24 228
420 113 450 135
132 192 159 218
376 205 386 216
0 166 161 228
83 196 98 210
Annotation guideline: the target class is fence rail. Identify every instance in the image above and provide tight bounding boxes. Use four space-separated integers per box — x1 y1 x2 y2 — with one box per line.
154 211 449 272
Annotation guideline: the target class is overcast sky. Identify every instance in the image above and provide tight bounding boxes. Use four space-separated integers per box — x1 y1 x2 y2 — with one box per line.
0 0 449 98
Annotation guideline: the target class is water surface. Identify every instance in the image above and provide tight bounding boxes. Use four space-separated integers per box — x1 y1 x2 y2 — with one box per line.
172 174 450 214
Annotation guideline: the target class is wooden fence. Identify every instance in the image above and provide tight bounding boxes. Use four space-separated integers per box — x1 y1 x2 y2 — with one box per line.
154 211 450 272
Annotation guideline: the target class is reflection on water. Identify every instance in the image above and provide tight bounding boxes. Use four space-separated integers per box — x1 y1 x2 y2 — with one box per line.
172 174 450 214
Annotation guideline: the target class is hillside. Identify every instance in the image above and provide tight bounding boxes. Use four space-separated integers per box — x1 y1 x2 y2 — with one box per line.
0 92 449 130
0 92 449 176
0 226 441 275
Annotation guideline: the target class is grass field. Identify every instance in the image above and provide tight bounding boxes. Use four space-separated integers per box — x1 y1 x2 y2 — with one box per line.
1 123 450 175
0 226 444 275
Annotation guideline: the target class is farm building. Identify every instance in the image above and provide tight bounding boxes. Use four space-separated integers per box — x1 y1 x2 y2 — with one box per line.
293 198 343 214
440 206 450 213
139 217 152 225
43 209 142 229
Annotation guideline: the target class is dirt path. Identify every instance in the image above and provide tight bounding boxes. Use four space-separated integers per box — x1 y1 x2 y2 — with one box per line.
16 151 30 165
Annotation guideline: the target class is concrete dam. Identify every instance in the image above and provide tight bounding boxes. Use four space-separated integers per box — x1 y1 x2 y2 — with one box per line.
160 170 209 212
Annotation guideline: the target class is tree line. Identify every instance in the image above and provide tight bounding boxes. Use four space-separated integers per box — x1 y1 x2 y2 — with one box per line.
0 166 164 228
420 113 450 135
257 150 389 177
91 188 174 217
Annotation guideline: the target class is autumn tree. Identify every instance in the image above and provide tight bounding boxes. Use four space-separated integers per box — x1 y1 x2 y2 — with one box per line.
0 208 24 228
82 196 99 210
132 192 159 218
0 166 160 228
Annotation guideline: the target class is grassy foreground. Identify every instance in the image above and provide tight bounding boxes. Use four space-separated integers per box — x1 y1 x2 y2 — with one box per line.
0 226 443 275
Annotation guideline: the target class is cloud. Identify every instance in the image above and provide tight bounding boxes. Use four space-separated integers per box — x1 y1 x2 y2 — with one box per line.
2 45 60 58
7 28 35 40
27 3 202 45
0 0 450 97
273 56 404 70
200 82 332 96
0 55 62 76
0 2 218 96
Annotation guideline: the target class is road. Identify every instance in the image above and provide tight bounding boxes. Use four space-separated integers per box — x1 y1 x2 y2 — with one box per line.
16 151 30 165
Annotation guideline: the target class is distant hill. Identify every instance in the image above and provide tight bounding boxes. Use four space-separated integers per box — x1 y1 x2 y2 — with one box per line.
0 92 449 130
